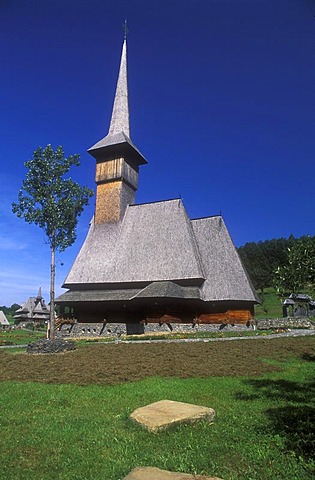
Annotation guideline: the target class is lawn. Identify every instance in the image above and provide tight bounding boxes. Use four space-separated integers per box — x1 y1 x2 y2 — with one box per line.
0 328 45 346
0 337 314 480
254 287 283 318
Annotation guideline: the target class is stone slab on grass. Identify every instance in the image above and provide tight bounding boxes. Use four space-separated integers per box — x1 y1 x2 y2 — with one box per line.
123 466 223 479
130 400 215 432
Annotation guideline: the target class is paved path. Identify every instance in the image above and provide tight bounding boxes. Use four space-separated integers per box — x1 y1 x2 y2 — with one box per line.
0 343 29 349
117 329 315 345
1 329 314 349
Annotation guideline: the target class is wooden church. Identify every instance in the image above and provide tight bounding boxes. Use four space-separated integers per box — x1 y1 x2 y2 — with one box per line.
14 287 50 326
56 34 258 333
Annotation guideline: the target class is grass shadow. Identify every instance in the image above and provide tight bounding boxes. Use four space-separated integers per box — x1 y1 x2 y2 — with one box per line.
235 354 315 460
265 405 315 458
301 352 315 362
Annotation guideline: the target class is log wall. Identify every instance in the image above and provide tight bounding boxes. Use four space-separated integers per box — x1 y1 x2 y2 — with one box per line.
197 310 252 325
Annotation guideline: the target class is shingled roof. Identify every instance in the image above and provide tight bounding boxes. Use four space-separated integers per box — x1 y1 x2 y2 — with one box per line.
64 199 204 286
131 281 201 300
0 311 10 326
62 199 257 303
192 216 259 302
14 288 50 322
56 288 140 303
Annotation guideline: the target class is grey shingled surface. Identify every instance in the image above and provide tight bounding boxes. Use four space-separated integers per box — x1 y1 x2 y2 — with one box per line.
87 38 147 165
63 221 120 285
112 200 205 283
64 199 205 287
131 281 200 300
56 288 140 303
57 282 200 304
88 131 147 165
0 311 9 325
108 38 129 137
192 216 259 302
63 200 257 304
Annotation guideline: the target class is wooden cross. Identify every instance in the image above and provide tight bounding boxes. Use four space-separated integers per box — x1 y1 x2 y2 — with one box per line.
123 19 129 40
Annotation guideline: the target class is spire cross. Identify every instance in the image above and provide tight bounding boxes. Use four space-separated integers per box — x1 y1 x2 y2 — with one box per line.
123 19 129 40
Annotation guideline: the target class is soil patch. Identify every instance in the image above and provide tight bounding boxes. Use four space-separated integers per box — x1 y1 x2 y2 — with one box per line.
0 337 314 385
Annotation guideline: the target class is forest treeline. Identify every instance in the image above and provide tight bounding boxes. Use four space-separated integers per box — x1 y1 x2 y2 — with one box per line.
0 304 20 321
238 235 315 296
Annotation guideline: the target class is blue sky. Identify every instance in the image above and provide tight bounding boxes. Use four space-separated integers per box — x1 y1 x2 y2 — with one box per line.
1 0 314 306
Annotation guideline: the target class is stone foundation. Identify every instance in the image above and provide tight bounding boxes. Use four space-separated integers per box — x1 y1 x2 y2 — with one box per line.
256 317 314 330
55 316 315 338
56 321 254 338
56 322 126 338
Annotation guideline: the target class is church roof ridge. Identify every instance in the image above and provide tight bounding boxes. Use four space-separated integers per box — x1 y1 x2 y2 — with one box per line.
129 198 182 208
191 214 222 221
130 281 201 301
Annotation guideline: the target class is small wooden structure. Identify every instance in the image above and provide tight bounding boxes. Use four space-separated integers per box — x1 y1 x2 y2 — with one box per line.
283 294 315 318
0 310 10 328
14 287 50 326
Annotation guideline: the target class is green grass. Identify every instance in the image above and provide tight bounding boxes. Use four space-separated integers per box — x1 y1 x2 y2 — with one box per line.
255 286 315 319
121 329 276 341
255 287 283 318
0 329 45 346
0 340 314 479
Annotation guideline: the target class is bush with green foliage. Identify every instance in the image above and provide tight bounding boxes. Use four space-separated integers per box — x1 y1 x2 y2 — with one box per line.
274 236 315 296
238 235 315 299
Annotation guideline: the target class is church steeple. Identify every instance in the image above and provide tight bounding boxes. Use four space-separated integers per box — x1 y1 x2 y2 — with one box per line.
108 38 130 137
88 30 147 225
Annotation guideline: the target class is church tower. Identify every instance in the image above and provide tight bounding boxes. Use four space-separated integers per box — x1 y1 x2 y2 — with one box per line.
88 34 147 224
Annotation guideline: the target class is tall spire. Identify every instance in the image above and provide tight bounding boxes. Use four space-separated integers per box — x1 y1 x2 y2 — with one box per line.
108 37 130 137
88 26 147 165
88 24 147 225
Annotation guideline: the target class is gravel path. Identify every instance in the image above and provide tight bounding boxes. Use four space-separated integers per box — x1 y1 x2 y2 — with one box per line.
1 329 314 349
117 329 315 345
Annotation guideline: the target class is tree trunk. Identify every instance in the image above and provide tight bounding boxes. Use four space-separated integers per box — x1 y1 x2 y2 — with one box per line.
260 287 264 302
48 245 55 340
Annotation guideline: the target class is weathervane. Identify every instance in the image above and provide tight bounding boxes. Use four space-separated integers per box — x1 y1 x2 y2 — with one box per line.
123 19 129 40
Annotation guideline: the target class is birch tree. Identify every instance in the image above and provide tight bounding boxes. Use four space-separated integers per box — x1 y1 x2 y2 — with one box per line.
12 145 94 339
